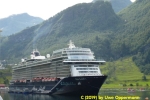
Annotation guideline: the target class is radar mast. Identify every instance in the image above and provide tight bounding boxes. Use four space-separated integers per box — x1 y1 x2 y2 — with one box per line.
68 40 75 49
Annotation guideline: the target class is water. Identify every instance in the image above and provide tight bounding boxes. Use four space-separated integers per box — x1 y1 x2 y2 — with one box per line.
0 89 150 100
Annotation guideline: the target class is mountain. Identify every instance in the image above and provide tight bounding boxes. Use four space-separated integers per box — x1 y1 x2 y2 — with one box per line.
111 0 132 12
87 0 150 75
0 1 122 63
92 0 132 13
115 0 150 74
0 13 43 36
0 0 150 75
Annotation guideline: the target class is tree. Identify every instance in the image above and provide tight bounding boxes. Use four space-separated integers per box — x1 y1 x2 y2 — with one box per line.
136 83 139 86
142 75 147 81
129 83 133 86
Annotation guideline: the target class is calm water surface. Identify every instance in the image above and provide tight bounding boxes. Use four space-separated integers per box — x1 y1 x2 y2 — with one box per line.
0 89 150 100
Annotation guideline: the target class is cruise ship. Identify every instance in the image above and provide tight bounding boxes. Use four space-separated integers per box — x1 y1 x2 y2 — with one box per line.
9 40 107 95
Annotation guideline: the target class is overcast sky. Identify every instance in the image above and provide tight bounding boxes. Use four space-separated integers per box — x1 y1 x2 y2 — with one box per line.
0 0 93 20
0 0 135 20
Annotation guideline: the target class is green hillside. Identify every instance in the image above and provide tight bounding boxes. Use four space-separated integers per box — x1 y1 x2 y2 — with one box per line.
101 57 150 88
0 1 122 63
113 0 150 74
0 0 150 82
0 66 12 85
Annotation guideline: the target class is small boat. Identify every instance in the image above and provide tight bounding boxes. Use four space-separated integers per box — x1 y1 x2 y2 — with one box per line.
127 88 135 92
139 88 145 91
23 88 30 94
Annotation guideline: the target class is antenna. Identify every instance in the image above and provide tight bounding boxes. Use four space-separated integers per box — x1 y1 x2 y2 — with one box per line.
68 40 76 49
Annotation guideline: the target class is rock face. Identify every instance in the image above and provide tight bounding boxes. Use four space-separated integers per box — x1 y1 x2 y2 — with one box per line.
93 0 132 12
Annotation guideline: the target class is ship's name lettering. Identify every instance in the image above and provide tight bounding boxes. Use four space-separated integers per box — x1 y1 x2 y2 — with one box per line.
75 78 86 81
60 82 76 85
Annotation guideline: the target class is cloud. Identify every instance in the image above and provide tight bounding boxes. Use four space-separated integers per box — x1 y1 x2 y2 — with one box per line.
0 0 92 20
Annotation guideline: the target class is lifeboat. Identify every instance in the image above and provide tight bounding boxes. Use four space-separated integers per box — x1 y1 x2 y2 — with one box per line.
34 78 37 81
48 78 51 81
32 78 34 82
39 77 42 81
51 78 54 81
36 77 40 81
43 78 47 82
44 78 47 82
20 80 23 82
37 77 42 82
32 78 37 82
16 80 19 83
23 80 26 83
45 78 49 82
51 78 57 81
42 78 45 82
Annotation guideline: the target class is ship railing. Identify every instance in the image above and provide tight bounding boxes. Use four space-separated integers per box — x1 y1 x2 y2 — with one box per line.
27 59 51 64
13 59 51 68
78 73 102 76
25 59 51 67
66 51 87 53
63 59 105 62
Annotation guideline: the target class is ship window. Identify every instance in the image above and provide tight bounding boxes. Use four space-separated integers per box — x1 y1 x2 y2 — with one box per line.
76 68 98 70
94 65 99 67
68 55 94 59
62 54 67 56
74 65 79 67
79 71 98 73
80 65 87 67
34 52 40 56
88 65 94 67
68 54 92 55
66 51 90 53
74 65 98 67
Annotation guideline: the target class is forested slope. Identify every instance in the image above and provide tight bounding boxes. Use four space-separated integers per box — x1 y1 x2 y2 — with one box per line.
0 1 122 62
0 0 150 75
